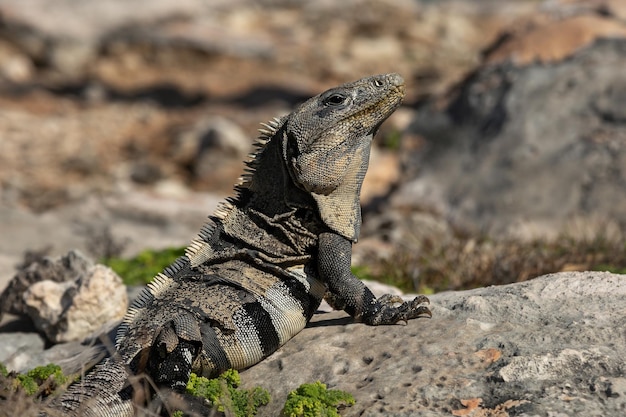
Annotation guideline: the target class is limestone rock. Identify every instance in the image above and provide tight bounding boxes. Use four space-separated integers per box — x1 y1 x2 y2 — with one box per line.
11 251 129 343
240 271 626 417
23 264 127 344
0 249 92 320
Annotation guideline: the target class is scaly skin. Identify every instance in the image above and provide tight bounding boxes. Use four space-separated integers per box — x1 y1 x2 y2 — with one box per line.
46 73 430 416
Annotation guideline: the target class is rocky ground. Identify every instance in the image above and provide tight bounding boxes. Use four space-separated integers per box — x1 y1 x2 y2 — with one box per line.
241 271 626 416
1 0 626 416
3 269 624 416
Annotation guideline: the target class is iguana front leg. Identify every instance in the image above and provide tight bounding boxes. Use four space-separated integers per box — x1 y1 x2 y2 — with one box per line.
318 232 431 325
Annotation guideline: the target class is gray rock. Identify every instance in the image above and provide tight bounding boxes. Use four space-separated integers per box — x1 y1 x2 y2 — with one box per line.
22 260 128 343
2 271 624 416
239 271 626 417
401 38 626 240
175 115 251 185
0 329 108 375
0 249 92 320
0 331 45 373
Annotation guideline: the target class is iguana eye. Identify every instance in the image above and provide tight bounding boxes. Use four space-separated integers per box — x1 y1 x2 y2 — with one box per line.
373 79 384 87
323 93 347 106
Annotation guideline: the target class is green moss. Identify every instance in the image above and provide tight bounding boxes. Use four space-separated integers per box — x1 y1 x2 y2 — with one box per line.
185 370 270 417
282 381 355 417
350 265 373 281
0 363 7 378
102 247 186 286
381 129 402 150
12 364 68 396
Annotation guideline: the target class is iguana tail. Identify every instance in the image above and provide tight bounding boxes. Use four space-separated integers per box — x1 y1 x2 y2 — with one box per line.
48 358 135 417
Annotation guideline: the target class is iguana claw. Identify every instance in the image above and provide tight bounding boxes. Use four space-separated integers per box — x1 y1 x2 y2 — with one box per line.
396 295 432 322
364 293 431 325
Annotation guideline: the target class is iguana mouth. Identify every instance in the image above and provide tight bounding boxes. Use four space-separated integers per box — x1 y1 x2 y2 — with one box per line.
345 81 405 136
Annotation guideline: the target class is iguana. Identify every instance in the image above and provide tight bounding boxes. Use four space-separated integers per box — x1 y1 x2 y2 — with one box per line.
49 73 431 416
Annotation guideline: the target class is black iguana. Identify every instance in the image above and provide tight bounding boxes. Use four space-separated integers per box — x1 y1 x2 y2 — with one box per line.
49 73 431 416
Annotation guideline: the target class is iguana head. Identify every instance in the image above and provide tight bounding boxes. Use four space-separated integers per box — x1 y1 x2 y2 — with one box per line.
282 73 405 242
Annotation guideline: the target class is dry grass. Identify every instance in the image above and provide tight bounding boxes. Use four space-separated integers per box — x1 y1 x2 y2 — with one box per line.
1 355 253 417
368 225 626 294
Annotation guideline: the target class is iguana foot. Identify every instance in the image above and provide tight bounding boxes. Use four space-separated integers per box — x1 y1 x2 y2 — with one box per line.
365 294 431 325
395 295 432 322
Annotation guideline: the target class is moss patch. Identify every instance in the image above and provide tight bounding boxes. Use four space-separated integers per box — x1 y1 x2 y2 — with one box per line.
185 369 270 417
1 363 68 398
282 381 355 417
102 247 186 286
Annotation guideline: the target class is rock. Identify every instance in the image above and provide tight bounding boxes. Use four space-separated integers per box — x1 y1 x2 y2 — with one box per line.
23 262 127 343
0 328 108 375
485 14 626 65
239 271 626 416
401 38 626 240
0 249 92 320
1 250 129 344
172 115 251 188
2 269 623 416
0 332 45 373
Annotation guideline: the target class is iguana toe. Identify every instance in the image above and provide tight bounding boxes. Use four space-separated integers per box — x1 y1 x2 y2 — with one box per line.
396 296 432 322
378 293 405 305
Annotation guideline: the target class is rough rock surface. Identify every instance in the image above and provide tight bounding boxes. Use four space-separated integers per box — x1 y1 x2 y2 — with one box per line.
1 250 128 343
0 268 623 416
0 250 92 320
399 38 626 240
0 331 45 374
24 266 127 344
240 271 626 417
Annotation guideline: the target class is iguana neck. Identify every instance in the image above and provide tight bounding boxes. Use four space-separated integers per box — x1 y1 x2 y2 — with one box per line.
241 127 316 218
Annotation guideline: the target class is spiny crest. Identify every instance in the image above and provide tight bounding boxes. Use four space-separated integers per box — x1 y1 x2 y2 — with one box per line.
236 116 285 190
197 222 216 241
185 237 216 267
122 271 175 321
186 115 285 269
213 200 235 220
163 256 189 277
184 116 287 270
115 303 148 346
